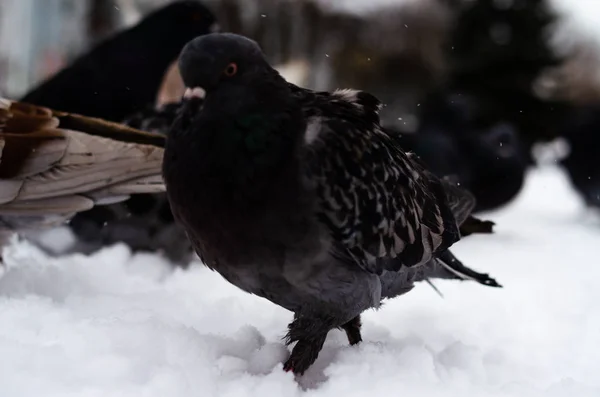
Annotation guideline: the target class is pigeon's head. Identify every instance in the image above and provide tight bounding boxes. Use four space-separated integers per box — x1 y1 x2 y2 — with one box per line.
178 33 273 100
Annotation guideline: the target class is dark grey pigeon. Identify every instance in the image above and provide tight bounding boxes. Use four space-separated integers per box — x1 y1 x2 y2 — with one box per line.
163 32 501 376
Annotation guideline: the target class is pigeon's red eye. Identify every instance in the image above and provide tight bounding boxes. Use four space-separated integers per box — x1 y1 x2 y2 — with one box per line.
224 63 237 77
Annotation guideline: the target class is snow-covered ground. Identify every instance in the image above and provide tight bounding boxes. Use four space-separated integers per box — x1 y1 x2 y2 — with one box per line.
2 2 600 395
0 164 599 397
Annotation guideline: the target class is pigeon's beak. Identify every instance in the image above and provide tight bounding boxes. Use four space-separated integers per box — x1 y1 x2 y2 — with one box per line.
184 87 206 100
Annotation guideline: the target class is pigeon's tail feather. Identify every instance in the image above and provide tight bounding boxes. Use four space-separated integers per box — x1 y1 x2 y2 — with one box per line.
0 98 166 231
422 249 502 288
440 177 497 238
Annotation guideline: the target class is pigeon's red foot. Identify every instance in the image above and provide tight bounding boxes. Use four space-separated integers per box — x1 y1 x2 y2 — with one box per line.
283 362 294 373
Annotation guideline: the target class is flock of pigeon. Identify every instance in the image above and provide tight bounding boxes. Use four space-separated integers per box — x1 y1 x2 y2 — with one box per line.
0 0 598 376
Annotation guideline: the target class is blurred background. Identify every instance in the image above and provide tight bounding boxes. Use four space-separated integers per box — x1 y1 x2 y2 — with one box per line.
3 0 600 130
3 0 600 102
2 3 600 392
2 0 600 263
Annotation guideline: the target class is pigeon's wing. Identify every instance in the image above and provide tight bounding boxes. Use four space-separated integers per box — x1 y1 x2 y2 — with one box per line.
386 130 477 226
437 176 475 226
0 98 166 231
297 87 472 274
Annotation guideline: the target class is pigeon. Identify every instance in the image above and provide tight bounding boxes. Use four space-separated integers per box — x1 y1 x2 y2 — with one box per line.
558 103 600 208
163 33 501 375
392 91 528 213
0 97 166 259
21 0 218 123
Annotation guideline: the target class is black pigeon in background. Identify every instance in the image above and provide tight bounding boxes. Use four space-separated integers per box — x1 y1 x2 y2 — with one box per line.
558 104 600 208
393 91 528 213
21 0 217 123
380 0 563 213
164 33 501 375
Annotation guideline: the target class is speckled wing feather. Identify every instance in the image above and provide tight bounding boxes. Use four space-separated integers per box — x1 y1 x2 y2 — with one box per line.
293 85 470 274
438 175 476 226
0 98 166 232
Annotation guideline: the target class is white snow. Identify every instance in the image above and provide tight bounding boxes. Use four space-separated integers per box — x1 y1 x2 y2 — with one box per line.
0 164 599 397
3 0 600 394
550 0 600 42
